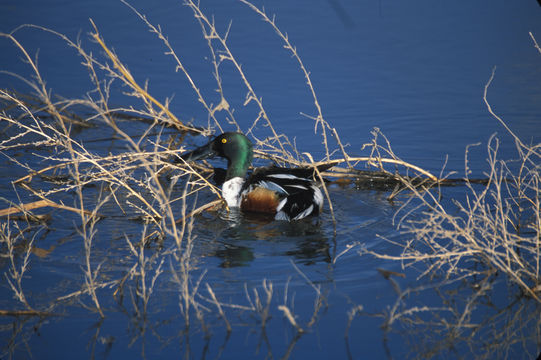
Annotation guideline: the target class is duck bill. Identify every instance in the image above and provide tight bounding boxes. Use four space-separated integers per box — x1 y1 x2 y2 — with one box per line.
179 141 216 162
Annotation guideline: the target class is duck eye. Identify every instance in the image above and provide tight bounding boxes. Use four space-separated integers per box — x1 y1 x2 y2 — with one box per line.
221 138 227 144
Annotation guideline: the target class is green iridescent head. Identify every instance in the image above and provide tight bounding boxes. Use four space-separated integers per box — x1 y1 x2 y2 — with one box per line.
181 132 253 180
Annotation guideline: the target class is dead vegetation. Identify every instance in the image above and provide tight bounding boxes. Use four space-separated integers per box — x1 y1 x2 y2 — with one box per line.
0 1 540 358
356 63 541 358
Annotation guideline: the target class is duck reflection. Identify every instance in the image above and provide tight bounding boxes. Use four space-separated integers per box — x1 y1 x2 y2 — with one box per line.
205 214 330 267
284 236 330 265
214 244 255 268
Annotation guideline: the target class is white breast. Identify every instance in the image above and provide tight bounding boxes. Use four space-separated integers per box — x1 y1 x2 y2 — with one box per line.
222 177 245 208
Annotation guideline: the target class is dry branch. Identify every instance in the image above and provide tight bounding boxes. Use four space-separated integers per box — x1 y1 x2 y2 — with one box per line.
0 199 95 217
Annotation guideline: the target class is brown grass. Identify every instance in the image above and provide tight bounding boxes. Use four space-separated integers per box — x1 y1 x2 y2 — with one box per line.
0 2 539 358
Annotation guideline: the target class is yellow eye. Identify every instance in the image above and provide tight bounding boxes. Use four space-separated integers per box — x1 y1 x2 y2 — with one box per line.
221 138 227 144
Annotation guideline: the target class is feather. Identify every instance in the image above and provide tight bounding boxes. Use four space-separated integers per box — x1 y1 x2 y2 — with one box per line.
241 187 281 214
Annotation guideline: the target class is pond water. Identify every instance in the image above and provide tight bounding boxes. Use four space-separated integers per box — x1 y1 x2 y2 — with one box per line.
1 0 541 359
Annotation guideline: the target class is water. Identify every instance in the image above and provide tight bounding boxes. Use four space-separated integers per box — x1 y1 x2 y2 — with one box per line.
1 0 541 359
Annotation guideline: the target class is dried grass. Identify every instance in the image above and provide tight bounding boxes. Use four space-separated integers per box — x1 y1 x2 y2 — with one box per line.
0 1 539 358
358 59 541 357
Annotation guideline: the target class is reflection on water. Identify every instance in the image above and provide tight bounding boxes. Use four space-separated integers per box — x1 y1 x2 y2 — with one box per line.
2 255 540 359
374 269 541 359
193 205 332 267
232 218 331 264
214 244 255 268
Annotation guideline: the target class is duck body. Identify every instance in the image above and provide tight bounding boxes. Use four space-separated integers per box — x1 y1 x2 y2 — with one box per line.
238 167 324 220
180 132 324 221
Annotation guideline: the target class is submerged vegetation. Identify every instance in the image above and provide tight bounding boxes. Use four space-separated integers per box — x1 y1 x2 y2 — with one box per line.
0 1 540 358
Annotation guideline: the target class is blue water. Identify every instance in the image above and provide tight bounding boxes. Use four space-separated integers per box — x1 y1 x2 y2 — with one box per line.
1 0 541 359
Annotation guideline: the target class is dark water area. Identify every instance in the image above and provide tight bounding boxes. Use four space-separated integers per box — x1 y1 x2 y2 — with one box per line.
1 0 541 359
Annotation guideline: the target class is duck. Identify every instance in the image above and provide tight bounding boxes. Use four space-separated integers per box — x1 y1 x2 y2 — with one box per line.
179 132 328 221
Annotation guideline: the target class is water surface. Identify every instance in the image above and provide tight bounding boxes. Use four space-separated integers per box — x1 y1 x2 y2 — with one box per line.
1 1 541 359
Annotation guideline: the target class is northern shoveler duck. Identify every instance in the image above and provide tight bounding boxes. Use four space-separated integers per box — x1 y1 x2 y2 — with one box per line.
180 132 326 221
